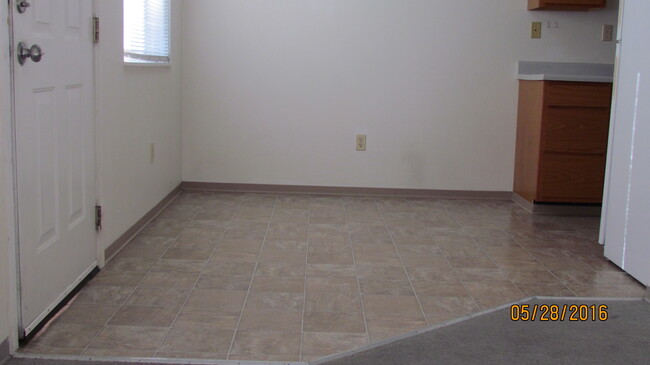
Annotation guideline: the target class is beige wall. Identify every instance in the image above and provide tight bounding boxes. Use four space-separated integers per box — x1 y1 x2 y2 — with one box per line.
96 0 184 249
182 0 619 191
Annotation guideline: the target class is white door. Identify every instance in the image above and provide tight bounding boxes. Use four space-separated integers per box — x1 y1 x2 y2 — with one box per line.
13 0 97 336
601 0 650 286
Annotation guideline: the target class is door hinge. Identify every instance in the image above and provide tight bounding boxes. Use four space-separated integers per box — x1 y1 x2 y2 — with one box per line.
95 205 102 231
92 16 99 44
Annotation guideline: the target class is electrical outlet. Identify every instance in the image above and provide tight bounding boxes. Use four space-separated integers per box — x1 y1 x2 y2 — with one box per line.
531 22 542 39
356 135 366 151
150 143 155 163
602 24 614 42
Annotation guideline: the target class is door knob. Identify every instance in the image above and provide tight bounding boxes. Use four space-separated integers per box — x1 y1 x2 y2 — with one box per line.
17 1 31 13
17 42 44 65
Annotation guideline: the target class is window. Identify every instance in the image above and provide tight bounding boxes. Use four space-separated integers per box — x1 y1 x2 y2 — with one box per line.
123 0 171 64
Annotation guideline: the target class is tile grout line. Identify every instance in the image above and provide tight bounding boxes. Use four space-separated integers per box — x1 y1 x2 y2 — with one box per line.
345 199 371 345
437 204 498 313
376 200 431 327
298 196 311 362
80 195 191 355
153 197 236 358
505 231 579 297
225 195 279 359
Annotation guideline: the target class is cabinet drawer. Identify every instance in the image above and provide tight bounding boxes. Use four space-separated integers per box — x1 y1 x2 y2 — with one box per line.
542 108 610 154
538 153 606 203
545 82 612 107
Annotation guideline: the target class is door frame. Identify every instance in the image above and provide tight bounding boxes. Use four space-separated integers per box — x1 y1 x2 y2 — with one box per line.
1 0 104 350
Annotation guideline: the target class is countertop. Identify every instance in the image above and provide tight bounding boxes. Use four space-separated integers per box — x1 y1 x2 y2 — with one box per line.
518 61 614 82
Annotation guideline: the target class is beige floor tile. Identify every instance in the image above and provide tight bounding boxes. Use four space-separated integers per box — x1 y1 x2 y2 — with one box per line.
109 306 178 327
104 257 156 272
162 247 213 261
463 281 523 299
29 323 103 348
202 261 256 277
259 248 306 263
356 263 408 281
141 219 186 237
365 312 427 335
454 268 509 282
218 238 264 252
411 280 470 297
362 295 421 314
503 269 562 285
139 272 199 289
307 264 357 278
125 287 191 307
159 327 234 354
307 252 354 265
246 291 304 311
55 302 118 326
118 236 176 259
306 277 359 295
195 274 252 291
88 326 168 350
448 255 499 269
514 282 576 297
238 310 302 332
173 307 240 330
150 259 206 273
407 266 458 282
358 279 415 296
250 276 305 293
255 262 306 277
90 271 147 287
230 330 301 356
210 249 260 263
305 292 362 313
263 239 308 251
74 286 134 306
185 289 247 310
303 312 366 333
351 242 398 257
418 296 479 316
567 283 647 297
301 332 368 357
19 345 85 355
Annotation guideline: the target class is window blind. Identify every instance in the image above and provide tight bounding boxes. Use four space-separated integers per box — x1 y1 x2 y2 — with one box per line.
124 0 171 63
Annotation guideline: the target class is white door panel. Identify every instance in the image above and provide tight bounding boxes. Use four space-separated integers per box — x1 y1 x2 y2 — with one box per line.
602 0 650 286
13 0 96 335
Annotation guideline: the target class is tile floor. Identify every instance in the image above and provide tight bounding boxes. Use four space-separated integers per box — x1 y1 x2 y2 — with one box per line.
21 191 647 362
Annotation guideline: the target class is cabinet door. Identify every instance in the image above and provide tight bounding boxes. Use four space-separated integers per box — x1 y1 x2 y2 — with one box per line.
538 153 606 203
542 108 610 154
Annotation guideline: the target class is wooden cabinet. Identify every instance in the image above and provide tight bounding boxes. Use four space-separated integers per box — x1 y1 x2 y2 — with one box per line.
528 0 606 11
513 81 612 204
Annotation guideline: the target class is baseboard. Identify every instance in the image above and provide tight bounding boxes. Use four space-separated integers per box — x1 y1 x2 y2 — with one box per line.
104 183 183 261
182 182 512 200
0 337 9 365
512 193 602 216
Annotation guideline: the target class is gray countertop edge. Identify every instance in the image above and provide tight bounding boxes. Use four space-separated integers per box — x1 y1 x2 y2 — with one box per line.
517 61 614 83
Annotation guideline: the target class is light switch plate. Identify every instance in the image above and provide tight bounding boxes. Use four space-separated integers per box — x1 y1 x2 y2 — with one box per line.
531 22 542 39
602 24 614 42
356 135 366 151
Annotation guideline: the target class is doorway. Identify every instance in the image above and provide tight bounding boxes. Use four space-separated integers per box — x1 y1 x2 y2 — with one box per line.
10 0 98 337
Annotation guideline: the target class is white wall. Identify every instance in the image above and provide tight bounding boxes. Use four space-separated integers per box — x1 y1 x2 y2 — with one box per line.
96 0 183 249
182 0 619 191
